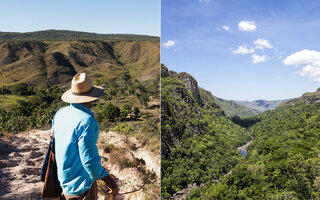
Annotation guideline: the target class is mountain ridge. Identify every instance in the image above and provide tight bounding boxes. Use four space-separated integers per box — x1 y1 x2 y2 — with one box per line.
0 40 159 89
0 30 159 41
235 99 288 113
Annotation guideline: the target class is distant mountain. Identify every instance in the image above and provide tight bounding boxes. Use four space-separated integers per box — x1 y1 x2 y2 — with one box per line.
0 39 159 88
213 96 259 117
0 30 159 41
235 99 288 113
279 88 320 107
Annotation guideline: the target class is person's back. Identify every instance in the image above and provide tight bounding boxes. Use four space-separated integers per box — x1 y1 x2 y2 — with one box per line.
50 73 118 200
54 103 104 195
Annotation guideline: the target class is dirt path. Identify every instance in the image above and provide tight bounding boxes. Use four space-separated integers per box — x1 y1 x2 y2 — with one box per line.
0 130 160 200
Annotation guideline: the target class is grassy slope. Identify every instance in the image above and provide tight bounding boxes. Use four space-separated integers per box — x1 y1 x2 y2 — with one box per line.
0 95 28 111
0 40 159 89
212 95 259 118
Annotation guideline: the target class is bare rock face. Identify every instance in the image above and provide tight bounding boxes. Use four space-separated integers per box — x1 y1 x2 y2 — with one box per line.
174 72 202 106
161 65 202 106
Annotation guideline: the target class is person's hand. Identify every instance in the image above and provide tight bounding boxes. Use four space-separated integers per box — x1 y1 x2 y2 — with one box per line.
102 174 119 196
107 185 119 196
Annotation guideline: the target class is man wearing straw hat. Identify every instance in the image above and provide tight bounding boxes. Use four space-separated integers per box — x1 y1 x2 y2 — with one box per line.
53 73 118 199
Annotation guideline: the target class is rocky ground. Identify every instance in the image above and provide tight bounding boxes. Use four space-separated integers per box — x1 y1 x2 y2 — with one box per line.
0 130 160 200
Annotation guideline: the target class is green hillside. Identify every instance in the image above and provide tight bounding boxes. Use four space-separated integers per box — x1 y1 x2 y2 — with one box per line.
0 30 159 41
190 89 320 199
213 96 259 118
0 39 159 89
161 65 251 197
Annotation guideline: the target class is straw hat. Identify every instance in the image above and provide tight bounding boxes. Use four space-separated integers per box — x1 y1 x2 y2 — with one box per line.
61 73 104 103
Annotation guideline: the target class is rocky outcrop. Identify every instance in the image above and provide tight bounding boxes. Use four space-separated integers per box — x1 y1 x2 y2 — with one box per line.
161 65 224 157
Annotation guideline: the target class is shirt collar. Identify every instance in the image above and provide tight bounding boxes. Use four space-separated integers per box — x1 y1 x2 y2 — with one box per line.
70 103 95 117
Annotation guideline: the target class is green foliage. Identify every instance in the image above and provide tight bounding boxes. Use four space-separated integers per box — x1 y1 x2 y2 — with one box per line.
0 86 11 95
110 123 133 134
9 83 35 96
198 102 320 199
0 86 66 135
161 74 251 197
230 115 261 128
133 106 140 115
212 94 259 118
101 103 120 122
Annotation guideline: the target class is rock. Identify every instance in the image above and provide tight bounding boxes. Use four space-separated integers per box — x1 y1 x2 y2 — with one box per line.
29 151 43 159
8 152 22 157
0 159 20 168
21 167 40 176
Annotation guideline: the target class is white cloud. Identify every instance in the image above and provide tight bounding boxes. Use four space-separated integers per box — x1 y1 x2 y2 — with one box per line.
162 40 176 49
199 0 210 2
283 50 320 82
233 45 254 55
239 21 256 32
252 54 267 63
254 38 273 49
222 25 230 31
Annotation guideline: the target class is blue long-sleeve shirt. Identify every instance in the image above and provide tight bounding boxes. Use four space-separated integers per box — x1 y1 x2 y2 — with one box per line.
53 103 108 195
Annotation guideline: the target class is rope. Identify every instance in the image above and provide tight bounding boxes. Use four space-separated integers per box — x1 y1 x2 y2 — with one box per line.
98 180 147 196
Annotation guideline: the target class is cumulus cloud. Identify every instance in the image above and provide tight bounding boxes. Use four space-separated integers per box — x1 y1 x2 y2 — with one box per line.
239 21 256 32
162 40 176 49
233 45 254 55
252 54 267 63
222 25 230 31
254 38 273 49
283 50 320 82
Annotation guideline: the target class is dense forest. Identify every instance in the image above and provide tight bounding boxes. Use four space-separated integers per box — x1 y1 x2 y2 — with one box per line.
161 66 251 198
189 99 320 199
162 65 320 199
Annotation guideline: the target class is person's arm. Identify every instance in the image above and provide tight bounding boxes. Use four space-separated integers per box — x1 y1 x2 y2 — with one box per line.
77 118 108 180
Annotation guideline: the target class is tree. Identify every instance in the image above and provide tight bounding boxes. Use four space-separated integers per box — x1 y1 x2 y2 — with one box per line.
102 103 120 121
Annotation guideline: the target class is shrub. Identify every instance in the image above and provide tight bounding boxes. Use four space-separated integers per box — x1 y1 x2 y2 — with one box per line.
110 123 133 134
4 116 29 132
101 103 120 121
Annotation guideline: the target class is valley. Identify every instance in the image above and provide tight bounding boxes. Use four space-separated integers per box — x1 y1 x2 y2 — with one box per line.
161 65 320 199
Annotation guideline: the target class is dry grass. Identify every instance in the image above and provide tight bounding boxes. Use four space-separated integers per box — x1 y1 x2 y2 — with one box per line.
0 95 28 111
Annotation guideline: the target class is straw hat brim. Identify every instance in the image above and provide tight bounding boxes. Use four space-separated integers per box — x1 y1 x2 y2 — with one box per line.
61 86 104 103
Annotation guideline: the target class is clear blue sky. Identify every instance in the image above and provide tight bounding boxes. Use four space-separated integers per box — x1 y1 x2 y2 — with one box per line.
161 0 320 101
0 0 160 36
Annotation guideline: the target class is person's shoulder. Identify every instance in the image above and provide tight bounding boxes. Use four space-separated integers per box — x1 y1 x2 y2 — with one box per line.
54 106 70 119
79 114 97 125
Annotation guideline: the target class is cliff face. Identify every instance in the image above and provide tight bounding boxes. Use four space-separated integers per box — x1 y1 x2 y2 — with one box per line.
161 65 251 197
0 40 159 88
161 65 224 157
